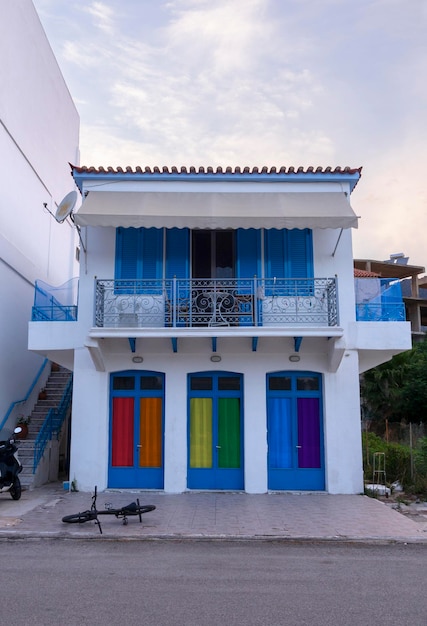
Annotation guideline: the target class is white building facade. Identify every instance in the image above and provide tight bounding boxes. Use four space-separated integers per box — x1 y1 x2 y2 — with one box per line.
28 165 411 494
0 1 79 427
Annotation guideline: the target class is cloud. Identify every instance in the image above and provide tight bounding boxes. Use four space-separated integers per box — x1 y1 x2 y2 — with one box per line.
165 0 273 76
33 0 427 267
83 1 115 36
72 0 333 169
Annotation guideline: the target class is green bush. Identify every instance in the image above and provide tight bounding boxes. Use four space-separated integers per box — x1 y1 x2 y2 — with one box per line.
362 432 412 486
415 437 427 475
362 433 427 496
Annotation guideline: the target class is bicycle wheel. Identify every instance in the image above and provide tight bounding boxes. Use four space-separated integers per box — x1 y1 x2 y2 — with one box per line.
62 510 95 524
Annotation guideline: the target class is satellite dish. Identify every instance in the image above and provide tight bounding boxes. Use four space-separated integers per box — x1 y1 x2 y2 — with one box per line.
55 190 77 223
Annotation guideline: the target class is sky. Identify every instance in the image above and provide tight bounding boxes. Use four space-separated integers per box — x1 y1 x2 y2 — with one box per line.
33 0 427 269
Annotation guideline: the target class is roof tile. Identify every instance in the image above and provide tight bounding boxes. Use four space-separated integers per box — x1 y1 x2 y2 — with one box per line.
70 164 363 176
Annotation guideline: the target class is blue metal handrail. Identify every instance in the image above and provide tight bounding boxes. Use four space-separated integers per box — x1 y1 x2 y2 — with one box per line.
31 279 78 322
0 358 49 433
355 302 406 321
31 305 77 321
33 374 73 474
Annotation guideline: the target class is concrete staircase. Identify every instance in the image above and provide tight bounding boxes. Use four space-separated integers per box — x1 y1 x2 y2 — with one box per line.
17 366 72 489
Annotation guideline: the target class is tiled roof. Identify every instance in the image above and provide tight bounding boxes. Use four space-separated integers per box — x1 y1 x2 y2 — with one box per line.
71 164 362 175
354 268 380 277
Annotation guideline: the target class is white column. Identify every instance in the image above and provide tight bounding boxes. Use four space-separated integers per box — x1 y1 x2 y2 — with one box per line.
323 351 364 494
69 348 109 492
163 361 188 493
244 367 268 493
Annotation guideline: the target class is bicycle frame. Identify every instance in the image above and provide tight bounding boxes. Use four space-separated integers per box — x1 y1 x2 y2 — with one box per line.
62 486 156 534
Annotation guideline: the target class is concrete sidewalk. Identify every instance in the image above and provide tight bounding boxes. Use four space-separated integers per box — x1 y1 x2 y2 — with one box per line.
0 483 426 543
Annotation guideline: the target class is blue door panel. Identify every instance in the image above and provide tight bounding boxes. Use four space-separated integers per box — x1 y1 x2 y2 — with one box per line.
188 468 244 490
108 467 163 489
268 468 325 491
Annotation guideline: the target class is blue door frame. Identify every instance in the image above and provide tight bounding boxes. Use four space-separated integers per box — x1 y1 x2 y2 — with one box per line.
108 370 165 489
267 371 325 491
187 372 244 490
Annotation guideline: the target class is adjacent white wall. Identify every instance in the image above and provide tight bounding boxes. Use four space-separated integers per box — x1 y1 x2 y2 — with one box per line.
0 1 79 422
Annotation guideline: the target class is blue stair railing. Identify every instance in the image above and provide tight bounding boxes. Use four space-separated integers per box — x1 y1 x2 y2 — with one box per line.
0 358 49 433
33 374 73 474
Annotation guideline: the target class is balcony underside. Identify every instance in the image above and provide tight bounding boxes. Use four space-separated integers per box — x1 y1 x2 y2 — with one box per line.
84 330 346 374
87 323 344 365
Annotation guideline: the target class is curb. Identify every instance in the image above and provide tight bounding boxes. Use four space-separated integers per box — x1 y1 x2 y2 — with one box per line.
1 529 426 545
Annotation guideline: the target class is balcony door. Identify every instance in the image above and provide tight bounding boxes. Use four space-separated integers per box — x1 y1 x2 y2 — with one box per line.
192 230 235 279
109 371 164 489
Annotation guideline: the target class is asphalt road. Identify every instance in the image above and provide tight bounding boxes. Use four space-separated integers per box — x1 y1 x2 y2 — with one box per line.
1 539 426 625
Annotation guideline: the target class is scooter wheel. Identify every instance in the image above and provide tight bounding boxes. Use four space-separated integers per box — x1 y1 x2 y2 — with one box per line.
10 478 22 500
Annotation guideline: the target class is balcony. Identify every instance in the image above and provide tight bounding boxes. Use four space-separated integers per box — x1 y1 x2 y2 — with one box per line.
354 278 406 322
31 278 78 322
94 278 338 329
30 276 409 331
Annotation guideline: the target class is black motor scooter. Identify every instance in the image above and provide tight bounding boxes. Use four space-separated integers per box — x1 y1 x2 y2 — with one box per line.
0 426 23 500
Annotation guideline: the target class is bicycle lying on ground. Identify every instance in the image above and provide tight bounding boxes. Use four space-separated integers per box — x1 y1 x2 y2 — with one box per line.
62 486 156 534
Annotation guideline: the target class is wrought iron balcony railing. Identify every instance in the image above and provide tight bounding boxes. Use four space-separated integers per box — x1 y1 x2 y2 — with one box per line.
94 277 339 329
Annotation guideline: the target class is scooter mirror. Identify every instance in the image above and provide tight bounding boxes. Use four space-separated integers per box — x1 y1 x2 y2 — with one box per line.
14 426 23 435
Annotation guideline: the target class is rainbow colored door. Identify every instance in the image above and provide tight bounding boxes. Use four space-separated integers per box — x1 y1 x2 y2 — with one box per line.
267 372 325 490
188 373 243 490
109 372 164 488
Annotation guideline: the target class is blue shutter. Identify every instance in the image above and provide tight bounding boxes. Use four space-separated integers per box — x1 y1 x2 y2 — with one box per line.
165 228 190 326
165 228 189 278
236 229 261 279
264 229 285 297
141 228 163 280
264 229 313 279
236 229 261 325
264 229 285 278
287 229 313 278
115 227 140 279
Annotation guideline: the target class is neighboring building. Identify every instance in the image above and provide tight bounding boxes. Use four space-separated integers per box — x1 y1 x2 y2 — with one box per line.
28 165 411 494
0 1 79 426
354 256 427 343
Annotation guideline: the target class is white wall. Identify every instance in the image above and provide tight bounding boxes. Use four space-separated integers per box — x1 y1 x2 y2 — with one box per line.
0 1 79 421
313 226 356 327
323 352 364 493
69 338 364 494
